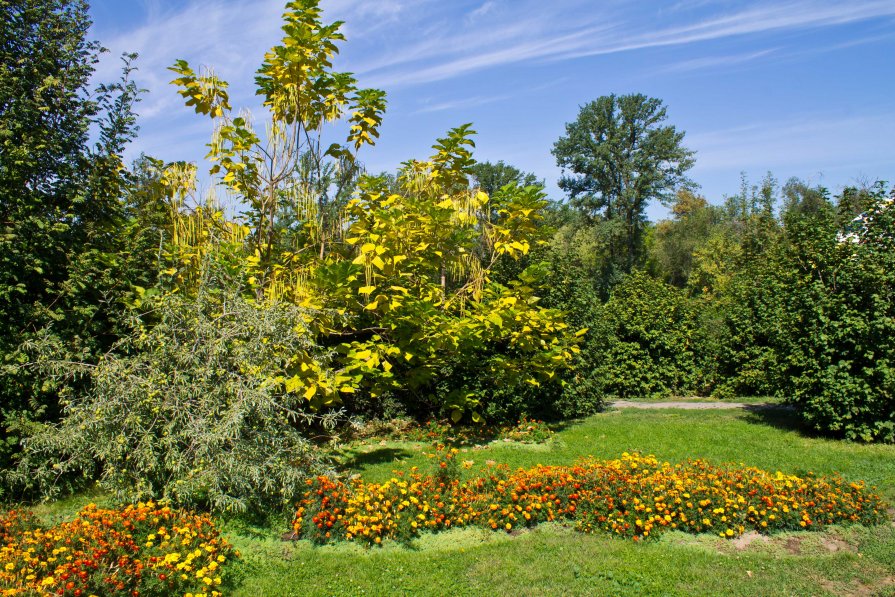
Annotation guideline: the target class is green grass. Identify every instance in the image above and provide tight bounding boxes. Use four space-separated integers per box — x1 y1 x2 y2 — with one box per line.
341 408 895 503
229 406 895 596
231 523 895 596
9 406 895 595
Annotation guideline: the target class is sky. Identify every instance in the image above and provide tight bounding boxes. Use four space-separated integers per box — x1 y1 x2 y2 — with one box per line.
88 0 895 220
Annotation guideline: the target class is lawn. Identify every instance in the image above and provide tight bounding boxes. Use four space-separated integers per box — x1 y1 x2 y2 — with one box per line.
228 406 895 596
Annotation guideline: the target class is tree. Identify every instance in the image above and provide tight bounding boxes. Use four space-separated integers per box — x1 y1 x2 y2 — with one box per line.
0 0 141 470
161 0 583 425
649 189 725 288
552 93 695 272
470 160 542 197
166 0 387 289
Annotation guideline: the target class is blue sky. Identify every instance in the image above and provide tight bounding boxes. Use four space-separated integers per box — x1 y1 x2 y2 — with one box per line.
88 0 895 220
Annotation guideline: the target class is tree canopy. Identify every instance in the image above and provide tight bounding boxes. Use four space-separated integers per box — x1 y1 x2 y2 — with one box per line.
553 93 695 272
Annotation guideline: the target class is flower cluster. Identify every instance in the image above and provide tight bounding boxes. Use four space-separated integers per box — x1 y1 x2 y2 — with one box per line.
292 452 886 545
0 502 236 597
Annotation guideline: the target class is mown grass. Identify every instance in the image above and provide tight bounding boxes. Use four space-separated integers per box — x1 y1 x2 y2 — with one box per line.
232 522 895 596
12 406 895 595
231 406 895 596
341 407 895 503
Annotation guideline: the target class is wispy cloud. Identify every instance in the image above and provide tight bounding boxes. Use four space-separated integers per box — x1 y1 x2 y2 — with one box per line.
688 111 895 171
87 0 895 193
414 93 510 114
355 0 895 87
94 0 895 106
467 1 498 23
658 48 777 74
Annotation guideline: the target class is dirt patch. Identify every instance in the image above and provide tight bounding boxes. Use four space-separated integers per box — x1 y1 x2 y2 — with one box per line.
821 536 856 553
732 531 770 551
784 537 802 555
819 576 895 597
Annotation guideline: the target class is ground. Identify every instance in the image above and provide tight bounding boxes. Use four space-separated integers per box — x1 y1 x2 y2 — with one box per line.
27 402 895 596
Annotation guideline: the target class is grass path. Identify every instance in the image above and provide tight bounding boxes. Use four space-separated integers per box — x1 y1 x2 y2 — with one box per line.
610 399 780 409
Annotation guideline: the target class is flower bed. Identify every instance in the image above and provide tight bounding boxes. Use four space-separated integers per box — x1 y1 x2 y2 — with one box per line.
0 502 236 597
293 451 886 545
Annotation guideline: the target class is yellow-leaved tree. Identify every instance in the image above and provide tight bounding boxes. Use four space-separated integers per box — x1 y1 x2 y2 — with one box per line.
162 0 583 422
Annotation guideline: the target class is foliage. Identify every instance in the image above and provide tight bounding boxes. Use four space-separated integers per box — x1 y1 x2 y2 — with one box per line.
0 0 143 470
166 0 387 288
291 451 885 546
582 271 703 399
331 130 580 422
703 181 894 439
649 190 726 288
163 1 581 426
552 94 695 272
0 502 237 596
777 185 895 441
469 161 542 198
9 273 338 514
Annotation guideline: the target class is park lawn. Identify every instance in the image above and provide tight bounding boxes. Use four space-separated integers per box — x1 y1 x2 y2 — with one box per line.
17 406 895 596
230 406 895 596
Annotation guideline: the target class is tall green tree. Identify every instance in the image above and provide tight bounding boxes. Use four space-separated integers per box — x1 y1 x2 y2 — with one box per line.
552 93 695 272
0 0 141 469
469 160 542 197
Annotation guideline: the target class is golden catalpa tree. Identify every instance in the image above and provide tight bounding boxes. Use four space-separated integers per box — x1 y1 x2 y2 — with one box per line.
162 0 583 423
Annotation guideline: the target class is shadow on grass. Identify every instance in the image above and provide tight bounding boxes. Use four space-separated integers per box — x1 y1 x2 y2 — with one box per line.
738 404 816 436
337 447 415 474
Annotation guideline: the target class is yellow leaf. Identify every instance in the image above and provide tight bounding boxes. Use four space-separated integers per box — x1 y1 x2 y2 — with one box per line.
437 198 454 209
358 286 376 294
575 328 589 337
372 256 386 270
361 243 376 254
339 386 356 394
284 376 301 393
304 385 317 400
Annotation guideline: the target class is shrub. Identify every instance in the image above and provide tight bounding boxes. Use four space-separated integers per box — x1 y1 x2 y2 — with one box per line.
713 185 895 441
9 277 339 515
781 187 895 441
584 271 704 398
0 502 236 596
